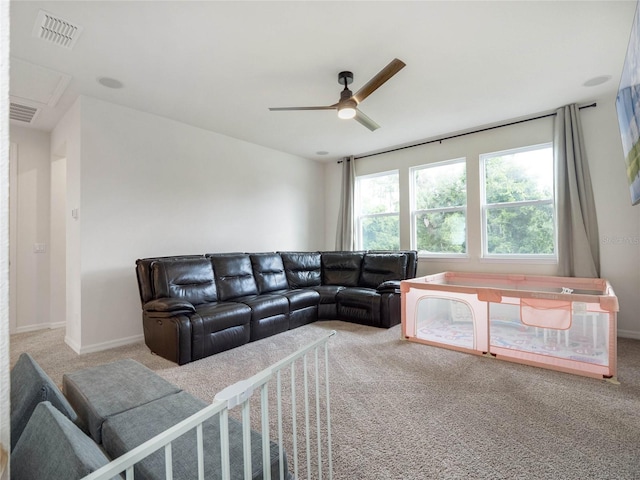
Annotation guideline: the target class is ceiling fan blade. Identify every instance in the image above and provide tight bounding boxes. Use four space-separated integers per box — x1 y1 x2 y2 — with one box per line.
352 58 406 104
269 106 336 111
354 109 380 131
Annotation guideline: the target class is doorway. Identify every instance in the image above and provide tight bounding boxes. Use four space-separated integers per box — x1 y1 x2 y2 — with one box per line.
50 156 67 328
9 143 17 333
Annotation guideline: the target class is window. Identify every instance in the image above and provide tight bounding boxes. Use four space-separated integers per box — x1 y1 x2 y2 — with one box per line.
411 159 467 256
481 144 555 257
356 171 399 250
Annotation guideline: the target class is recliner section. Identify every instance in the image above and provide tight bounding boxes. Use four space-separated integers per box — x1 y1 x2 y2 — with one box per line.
136 250 417 365
209 253 290 342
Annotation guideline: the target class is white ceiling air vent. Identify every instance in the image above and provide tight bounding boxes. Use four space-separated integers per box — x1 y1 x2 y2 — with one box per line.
10 102 40 124
32 10 83 49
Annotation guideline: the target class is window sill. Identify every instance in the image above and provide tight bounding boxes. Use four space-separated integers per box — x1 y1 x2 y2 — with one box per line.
480 256 558 265
417 254 470 262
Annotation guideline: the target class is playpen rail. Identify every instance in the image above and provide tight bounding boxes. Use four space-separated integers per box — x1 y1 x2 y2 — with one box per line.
82 329 336 480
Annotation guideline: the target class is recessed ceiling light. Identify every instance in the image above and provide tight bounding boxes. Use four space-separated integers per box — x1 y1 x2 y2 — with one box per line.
583 75 612 87
316 151 329 156
97 77 123 89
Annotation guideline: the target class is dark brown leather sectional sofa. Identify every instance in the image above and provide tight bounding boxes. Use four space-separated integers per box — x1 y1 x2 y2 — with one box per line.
135 250 417 365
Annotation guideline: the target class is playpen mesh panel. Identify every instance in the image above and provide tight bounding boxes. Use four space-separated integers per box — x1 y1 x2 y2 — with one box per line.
416 297 476 350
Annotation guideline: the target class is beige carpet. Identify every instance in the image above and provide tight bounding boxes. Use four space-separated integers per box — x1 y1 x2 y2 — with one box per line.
10 321 640 479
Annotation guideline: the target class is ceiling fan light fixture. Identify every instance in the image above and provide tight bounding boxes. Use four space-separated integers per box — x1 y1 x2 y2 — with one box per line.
338 106 356 120
338 100 356 120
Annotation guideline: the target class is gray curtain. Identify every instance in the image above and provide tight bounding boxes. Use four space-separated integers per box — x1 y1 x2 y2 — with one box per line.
555 104 600 277
335 155 356 250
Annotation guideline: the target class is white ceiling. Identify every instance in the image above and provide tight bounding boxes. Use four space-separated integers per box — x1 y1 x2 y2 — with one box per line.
8 1 637 162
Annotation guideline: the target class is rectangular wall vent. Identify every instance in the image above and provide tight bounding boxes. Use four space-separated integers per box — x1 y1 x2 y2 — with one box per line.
32 10 83 49
10 103 39 124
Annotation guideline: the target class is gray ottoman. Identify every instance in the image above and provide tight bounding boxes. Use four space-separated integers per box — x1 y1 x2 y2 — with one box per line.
62 359 180 443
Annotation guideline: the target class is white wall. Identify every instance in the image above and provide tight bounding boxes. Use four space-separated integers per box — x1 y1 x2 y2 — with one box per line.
8 126 52 333
51 99 82 351
582 95 640 338
324 97 640 338
67 96 325 352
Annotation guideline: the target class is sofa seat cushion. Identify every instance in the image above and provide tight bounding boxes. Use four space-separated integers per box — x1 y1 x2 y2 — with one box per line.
274 288 320 310
310 285 345 304
102 391 288 480
192 302 252 361
11 402 114 480
233 294 289 319
10 353 78 451
195 302 251 330
337 287 381 325
63 359 181 443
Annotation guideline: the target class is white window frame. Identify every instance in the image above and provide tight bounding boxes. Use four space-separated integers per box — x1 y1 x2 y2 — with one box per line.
480 143 557 261
410 158 468 259
355 169 400 250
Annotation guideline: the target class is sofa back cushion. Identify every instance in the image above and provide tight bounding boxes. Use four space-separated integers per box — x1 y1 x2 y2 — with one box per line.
251 253 289 293
321 252 365 287
10 353 78 451
209 253 259 301
280 252 322 288
152 258 217 305
11 402 111 480
360 253 409 288
136 255 203 304
368 250 418 278
405 251 418 278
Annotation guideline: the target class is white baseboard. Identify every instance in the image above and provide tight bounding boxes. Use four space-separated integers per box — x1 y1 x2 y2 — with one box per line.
13 322 66 335
64 334 81 354
617 329 640 340
73 334 145 355
13 325 144 355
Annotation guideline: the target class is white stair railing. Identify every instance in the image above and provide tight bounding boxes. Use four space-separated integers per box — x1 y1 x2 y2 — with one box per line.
82 330 336 480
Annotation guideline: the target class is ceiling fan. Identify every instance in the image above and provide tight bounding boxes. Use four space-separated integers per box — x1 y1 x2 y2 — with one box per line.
269 58 406 131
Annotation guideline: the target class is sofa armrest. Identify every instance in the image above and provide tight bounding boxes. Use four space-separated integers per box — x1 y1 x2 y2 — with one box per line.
377 280 401 294
143 298 196 316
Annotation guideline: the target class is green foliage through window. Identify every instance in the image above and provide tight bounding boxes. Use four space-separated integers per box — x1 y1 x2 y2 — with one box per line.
482 145 555 256
361 214 400 250
412 160 467 254
357 171 399 250
360 144 555 258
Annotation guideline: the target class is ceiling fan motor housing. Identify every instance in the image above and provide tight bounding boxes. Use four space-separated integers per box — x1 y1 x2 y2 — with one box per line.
340 88 355 104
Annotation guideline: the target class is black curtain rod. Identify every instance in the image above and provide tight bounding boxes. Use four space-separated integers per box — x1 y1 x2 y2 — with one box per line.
339 102 597 162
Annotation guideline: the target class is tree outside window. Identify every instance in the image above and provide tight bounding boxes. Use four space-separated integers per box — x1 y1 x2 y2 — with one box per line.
481 144 555 257
356 171 399 250
411 159 467 255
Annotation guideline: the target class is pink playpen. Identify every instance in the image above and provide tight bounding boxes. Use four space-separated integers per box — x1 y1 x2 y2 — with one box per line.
401 272 618 379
